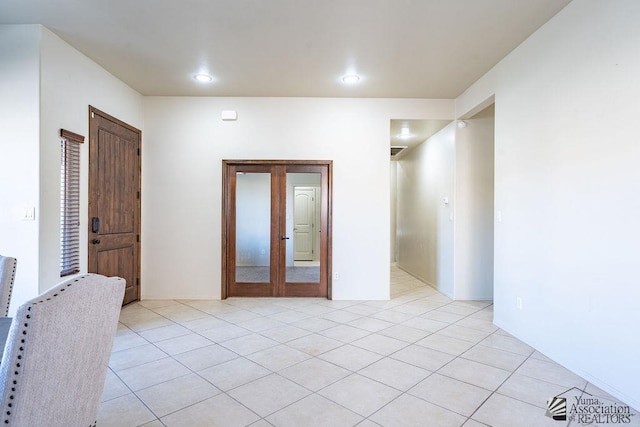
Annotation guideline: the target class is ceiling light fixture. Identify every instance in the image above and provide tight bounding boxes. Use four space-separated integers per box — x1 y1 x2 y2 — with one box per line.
457 120 467 128
398 127 412 139
342 74 360 84
194 73 213 83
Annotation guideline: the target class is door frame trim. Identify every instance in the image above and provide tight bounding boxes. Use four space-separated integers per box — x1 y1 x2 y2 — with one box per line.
221 160 333 299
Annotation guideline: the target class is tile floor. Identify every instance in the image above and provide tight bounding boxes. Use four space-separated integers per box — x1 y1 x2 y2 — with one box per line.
98 266 639 426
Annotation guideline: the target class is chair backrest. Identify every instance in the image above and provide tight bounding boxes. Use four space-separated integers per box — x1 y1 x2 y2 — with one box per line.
0 256 17 317
0 273 125 427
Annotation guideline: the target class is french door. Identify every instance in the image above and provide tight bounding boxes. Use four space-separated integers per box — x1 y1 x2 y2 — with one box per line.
222 160 332 298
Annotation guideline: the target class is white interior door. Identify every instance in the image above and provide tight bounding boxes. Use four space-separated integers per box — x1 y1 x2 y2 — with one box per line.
293 187 315 261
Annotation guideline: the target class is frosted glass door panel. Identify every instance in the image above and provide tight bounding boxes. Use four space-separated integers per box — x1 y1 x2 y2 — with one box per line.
235 173 271 283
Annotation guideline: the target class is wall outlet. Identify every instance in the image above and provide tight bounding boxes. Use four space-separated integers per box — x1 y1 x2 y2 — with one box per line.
21 207 36 221
516 297 523 310
334 272 339 281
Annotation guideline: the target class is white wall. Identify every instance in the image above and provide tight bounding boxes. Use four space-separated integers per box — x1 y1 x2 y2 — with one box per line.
0 25 41 313
38 28 144 293
453 105 494 300
142 97 454 300
396 123 456 297
389 161 397 263
457 0 640 409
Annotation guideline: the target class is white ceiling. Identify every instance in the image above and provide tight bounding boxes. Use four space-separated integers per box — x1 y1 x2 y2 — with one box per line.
0 0 572 98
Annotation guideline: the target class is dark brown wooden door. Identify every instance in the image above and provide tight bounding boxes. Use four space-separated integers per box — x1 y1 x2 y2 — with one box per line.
88 107 141 305
223 161 332 298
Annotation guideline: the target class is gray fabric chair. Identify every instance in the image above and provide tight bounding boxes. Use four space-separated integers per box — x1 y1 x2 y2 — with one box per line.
0 273 125 426
0 256 17 317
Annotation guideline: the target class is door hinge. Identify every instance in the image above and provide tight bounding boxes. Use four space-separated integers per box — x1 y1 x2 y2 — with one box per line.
137 148 140 156
136 278 140 286
137 191 141 199
91 112 95 119
136 234 140 242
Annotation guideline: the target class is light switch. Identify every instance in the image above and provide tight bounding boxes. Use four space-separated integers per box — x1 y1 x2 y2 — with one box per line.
22 207 36 221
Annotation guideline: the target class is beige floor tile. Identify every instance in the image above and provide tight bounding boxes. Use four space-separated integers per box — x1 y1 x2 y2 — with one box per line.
101 370 130 402
321 310 363 324
178 315 228 332
472 393 558 427
391 344 455 371
109 343 168 371
356 420 383 427
153 332 214 356
117 357 191 391
290 316 339 332
198 357 271 391
318 344 384 371
462 420 490 427
151 304 210 322
416 333 475 356
438 325 492 343
286 333 343 356
437 358 511 391
269 309 313 323
140 420 165 427
377 324 432 343
344 303 384 316
172 343 238 371
246 344 311 371
370 393 467 427
136 373 220 417
137 323 191 343
420 309 466 323
228 374 311 417
359 357 432 391
529 350 554 363
371 310 415 324
320 324 371 343
111 329 149 352
408 373 492 416
479 333 534 356
138 300 181 309
97 393 157 427
351 333 408 356
161 393 260 427
266 393 364 427
497 373 569 409
437 304 481 316
455 317 498 333
516 358 587 389
214 308 264 324
238 316 285 332
402 316 450 332
318 374 402 417
461 345 528 371
348 317 394 332
198 323 252 343
260 324 312 343
218 332 279 355
279 357 351 391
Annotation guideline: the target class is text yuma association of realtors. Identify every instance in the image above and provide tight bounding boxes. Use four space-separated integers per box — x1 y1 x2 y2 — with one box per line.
569 396 635 424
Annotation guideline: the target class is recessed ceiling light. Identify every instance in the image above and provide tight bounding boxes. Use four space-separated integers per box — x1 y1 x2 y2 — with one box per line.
194 73 213 83
342 74 361 84
398 127 412 139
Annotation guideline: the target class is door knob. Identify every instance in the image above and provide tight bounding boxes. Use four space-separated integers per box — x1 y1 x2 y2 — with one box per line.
280 236 290 240
91 239 101 245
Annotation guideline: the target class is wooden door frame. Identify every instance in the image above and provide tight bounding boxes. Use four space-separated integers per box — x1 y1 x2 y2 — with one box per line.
88 105 142 303
221 160 332 299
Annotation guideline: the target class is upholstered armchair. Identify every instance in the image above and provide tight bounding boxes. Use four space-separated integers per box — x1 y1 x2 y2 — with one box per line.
0 256 17 317
0 274 125 426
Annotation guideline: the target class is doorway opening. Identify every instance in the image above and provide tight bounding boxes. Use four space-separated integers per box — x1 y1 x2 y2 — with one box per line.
222 160 332 298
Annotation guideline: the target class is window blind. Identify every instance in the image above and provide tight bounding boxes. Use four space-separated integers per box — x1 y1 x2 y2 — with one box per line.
60 129 84 277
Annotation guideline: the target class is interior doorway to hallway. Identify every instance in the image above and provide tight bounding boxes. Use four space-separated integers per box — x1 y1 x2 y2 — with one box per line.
221 160 332 298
